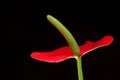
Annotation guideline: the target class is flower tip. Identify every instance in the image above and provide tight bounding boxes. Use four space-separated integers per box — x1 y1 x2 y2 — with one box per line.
31 52 46 61
46 15 52 19
102 35 114 46
31 52 38 60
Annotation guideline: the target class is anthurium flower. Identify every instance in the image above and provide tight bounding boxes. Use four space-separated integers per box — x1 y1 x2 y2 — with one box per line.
31 15 113 80
31 35 113 63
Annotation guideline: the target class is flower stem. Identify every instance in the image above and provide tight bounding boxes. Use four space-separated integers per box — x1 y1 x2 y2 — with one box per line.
76 56 84 80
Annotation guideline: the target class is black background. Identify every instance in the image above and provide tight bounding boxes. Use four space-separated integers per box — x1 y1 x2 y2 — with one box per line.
8 0 120 80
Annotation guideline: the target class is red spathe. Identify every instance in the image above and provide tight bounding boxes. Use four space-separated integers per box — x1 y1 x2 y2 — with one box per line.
31 35 113 63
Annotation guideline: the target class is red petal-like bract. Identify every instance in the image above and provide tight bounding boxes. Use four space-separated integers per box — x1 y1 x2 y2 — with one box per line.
31 35 113 63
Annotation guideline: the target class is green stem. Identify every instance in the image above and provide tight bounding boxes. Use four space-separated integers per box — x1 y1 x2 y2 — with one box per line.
76 56 83 80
